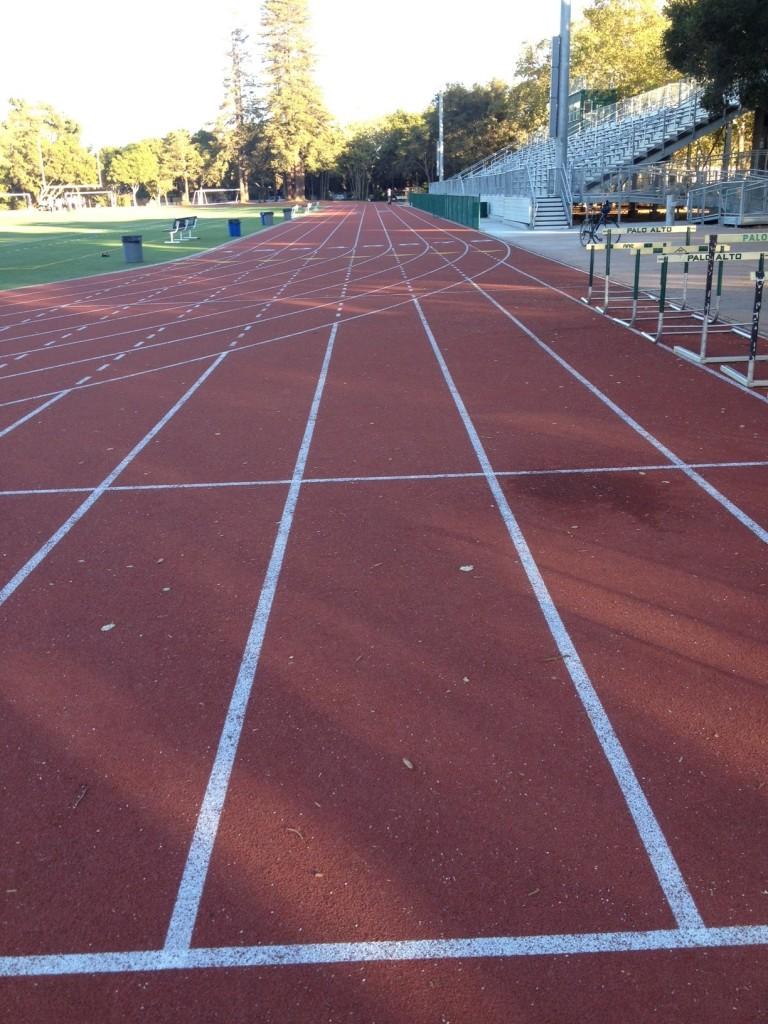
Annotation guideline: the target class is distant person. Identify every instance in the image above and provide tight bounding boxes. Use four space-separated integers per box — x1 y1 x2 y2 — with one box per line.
386 187 394 205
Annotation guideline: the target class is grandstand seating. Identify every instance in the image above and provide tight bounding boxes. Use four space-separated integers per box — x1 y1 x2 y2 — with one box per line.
432 80 740 229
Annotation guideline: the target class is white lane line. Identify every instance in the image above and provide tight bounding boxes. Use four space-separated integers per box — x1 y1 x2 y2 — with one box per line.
0 354 228 610
0 924 767 978
164 206 366 951
44 340 56 347
75 376 92 385
2 457 762 498
96 364 110 372
409 292 704 930
0 391 70 439
470 282 768 546
164 322 340 951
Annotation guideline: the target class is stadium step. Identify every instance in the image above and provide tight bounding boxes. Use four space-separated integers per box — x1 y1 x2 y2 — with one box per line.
534 196 569 230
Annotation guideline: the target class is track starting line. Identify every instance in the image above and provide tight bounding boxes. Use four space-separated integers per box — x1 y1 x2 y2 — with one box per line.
3 924 768 978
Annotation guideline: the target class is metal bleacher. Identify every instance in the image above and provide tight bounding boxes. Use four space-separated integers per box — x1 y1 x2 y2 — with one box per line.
431 80 741 229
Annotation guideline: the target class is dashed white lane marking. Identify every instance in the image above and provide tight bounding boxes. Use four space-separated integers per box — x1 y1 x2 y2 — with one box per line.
0 353 228 611
114 353 125 361
75 376 92 385
96 364 110 372
44 340 56 347
13 354 27 361
133 341 144 348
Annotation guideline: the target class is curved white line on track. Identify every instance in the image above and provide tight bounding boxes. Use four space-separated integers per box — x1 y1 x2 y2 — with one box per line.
402 204 768 408
0 218 508 411
397 204 768 544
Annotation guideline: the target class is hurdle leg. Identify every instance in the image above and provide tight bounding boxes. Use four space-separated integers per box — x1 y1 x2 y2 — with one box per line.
721 256 767 387
679 225 692 309
654 258 668 342
712 260 724 322
629 249 641 325
698 234 717 359
582 246 595 304
599 232 612 312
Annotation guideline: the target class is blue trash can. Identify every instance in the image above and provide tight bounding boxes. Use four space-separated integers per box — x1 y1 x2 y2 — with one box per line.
121 235 143 264
260 211 274 226
282 207 293 222
228 218 241 238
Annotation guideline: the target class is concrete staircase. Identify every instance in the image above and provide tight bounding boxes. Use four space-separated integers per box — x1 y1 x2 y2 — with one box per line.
533 196 570 229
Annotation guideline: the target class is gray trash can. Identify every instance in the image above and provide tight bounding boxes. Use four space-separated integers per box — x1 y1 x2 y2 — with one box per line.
282 207 293 221
121 235 143 264
228 218 241 238
260 211 274 226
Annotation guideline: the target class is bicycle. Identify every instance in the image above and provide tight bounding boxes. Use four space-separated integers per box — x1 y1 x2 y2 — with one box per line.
579 205 622 247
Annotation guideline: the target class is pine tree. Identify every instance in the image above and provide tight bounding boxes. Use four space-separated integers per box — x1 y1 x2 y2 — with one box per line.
218 28 260 202
260 0 333 199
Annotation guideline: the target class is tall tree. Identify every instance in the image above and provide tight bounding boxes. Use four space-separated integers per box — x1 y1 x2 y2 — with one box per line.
0 100 96 198
260 0 334 198
571 0 678 99
162 130 203 203
664 0 768 150
337 125 382 199
108 142 160 205
218 28 260 201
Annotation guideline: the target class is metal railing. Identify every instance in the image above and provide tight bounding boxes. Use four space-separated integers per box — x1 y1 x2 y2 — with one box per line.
687 173 768 226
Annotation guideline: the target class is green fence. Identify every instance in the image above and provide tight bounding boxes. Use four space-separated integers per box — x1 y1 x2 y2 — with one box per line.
408 193 480 229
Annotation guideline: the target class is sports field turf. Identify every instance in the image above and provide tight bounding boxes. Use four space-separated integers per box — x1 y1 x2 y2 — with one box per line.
0 205 288 290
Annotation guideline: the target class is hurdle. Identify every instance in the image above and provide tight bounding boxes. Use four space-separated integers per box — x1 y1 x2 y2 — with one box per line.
719 258 768 388
581 233 731 340
670 236 768 366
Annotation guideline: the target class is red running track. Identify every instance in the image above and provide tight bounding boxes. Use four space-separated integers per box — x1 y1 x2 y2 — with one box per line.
0 203 767 1022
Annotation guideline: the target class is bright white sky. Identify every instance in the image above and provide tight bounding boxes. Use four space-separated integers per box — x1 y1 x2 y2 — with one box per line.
1 0 588 149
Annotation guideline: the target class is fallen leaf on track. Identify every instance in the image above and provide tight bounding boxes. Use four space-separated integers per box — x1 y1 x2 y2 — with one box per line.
402 758 415 770
100 623 116 632
71 784 88 809
459 565 474 572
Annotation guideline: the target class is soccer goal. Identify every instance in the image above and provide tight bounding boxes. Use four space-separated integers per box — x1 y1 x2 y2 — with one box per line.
191 188 243 205
0 192 32 209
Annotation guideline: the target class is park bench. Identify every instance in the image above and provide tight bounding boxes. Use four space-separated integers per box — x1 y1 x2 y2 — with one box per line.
165 216 199 244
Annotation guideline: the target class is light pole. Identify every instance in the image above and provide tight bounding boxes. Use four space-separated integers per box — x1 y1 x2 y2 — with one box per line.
556 0 571 173
437 91 444 182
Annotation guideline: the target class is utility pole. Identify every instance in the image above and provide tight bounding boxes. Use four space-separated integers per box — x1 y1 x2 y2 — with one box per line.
437 91 444 182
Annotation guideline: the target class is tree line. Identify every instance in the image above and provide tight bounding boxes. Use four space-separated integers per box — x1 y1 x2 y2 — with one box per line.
1 0 766 209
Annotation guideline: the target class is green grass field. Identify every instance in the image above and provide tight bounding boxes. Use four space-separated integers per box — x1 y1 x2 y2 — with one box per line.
0 204 292 291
